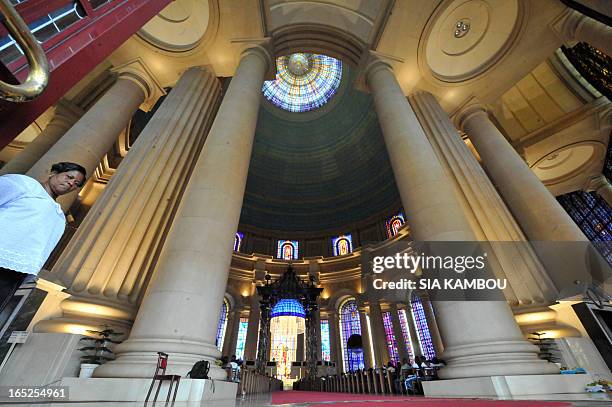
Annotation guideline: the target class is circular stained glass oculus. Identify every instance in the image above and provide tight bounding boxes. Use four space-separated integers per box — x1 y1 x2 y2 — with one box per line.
262 53 342 113
270 299 306 318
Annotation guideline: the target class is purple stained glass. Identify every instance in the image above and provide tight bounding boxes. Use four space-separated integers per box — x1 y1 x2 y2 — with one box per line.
382 311 400 364
398 309 414 359
410 296 436 360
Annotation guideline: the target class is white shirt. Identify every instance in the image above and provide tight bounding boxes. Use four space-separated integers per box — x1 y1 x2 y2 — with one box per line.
0 174 65 275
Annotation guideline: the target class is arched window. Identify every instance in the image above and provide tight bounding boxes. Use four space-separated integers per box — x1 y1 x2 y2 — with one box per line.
215 298 229 352
332 234 353 256
234 232 244 252
386 212 405 238
277 240 299 260
410 295 436 359
338 298 364 372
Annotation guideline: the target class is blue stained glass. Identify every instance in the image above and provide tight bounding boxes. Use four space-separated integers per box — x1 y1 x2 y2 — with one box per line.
382 311 400 364
262 53 342 113
558 189 612 266
410 296 436 360
270 299 305 318
321 320 331 362
339 299 364 372
235 317 249 360
215 299 229 351
332 234 353 256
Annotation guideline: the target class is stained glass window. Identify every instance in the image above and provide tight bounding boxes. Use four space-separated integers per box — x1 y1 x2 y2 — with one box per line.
262 53 342 113
398 309 415 359
386 212 406 238
558 190 612 265
321 319 331 362
215 299 229 351
277 240 299 260
235 317 249 360
332 234 353 256
339 298 364 372
382 311 400 364
234 232 244 252
410 296 436 359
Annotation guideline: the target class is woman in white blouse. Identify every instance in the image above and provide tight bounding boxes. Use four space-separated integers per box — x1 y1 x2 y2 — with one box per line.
0 162 86 314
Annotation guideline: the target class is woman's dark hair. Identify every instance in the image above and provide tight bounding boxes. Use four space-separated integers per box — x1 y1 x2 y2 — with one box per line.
50 162 86 186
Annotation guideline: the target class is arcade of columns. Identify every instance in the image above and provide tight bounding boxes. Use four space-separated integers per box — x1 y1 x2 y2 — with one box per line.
2 8 611 382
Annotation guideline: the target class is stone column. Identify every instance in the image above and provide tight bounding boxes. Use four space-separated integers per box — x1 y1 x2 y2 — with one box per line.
34 67 222 335
389 302 409 362
223 309 241 358
456 100 588 244
27 71 150 211
558 9 612 56
0 100 83 175
585 174 612 207
368 300 388 367
365 56 557 379
409 92 556 305
95 45 272 379
419 296 444 356
357 306 373 368
244 290 261 361
327 311 342 369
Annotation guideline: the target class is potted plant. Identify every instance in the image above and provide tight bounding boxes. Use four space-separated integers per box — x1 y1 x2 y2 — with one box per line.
78 325 123 378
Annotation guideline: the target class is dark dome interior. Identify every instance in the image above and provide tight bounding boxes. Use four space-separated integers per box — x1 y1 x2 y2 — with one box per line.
239 66 402 233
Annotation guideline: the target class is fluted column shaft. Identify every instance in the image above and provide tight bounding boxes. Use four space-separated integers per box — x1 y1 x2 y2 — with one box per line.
0 100 83 175
27 75 147 210
457 102 588 243
96 47 272 379
410 92 556 305
328 311 342 369
366 57 557 379
357 307 374 368
244 292 261 361
34 67 222 335
389 303 409 362
368 300 388 367
560 9 612 56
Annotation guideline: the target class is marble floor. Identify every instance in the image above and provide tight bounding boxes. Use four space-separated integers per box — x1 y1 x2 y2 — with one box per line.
3 391 612 407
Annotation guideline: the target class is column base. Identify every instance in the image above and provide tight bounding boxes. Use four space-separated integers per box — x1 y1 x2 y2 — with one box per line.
439 339 560 379
57 377 237 403
422 373 594 398
93 338 226 379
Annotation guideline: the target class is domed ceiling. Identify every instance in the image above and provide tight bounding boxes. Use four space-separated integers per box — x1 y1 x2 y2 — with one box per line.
238 61 401 233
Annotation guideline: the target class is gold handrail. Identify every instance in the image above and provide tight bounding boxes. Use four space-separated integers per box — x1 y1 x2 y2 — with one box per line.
0 0 49 102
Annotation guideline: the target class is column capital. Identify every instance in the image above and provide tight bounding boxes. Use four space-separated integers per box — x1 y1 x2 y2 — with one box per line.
111 58 166 112
454 98 489 131
240 43 274 75
364 53 394 84
584 174 610 192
